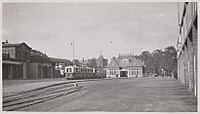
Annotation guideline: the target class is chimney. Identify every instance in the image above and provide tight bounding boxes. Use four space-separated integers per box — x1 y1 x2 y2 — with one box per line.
112 56 116 60
5 39 8 43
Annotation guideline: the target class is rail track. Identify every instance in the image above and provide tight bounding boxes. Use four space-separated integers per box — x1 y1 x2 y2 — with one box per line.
3 82 86 111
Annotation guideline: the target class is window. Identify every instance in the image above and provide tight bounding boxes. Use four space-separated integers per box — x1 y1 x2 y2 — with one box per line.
132 71 134 75
21 52 23 59
121 59 129 64
114 71 116 75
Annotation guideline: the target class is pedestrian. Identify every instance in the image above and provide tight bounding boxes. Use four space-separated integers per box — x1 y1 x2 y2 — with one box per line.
74 82 78 87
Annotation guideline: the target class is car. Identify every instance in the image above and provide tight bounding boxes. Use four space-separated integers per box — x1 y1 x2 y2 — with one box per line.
154 74 158 76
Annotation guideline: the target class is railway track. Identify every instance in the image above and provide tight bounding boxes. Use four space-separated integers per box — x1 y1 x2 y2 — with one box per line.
3 82 86 111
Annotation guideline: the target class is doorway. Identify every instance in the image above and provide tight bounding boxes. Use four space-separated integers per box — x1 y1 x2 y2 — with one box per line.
120 71 128 77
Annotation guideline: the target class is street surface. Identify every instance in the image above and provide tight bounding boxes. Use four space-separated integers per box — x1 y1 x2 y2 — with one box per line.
17 77 197 112
3 78 66 88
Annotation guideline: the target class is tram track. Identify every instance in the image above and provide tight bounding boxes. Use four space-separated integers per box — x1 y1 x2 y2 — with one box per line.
3 82 86 111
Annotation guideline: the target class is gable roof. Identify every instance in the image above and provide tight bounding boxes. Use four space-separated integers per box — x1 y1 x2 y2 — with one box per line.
106 58 121 68
107 54 144 68
2 42 32 49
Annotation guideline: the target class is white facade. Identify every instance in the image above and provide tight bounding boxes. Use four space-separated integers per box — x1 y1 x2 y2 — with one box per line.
106 67 143 78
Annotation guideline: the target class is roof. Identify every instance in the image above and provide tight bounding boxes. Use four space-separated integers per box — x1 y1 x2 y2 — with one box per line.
106 58 121 68
106 54 144 68
30 55 52 63
2 42 32 49
49 57 72 64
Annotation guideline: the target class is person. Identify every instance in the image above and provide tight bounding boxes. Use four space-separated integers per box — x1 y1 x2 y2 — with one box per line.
74 82 78 87
171 71 174 78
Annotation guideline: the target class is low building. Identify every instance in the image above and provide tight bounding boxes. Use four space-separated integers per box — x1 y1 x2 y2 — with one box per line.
106 54 144 78
49 57 72 77
29 50 54 78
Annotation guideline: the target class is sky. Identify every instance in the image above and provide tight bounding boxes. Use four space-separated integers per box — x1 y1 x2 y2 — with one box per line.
3 2 179 61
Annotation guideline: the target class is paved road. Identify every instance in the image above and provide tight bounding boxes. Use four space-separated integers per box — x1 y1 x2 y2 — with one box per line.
18 77 197 112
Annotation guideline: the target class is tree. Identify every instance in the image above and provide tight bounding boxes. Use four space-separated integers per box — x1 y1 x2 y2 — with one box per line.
137 46 177 77
163 46 177 78
89 58 97 68
139 51 154 74
152 49 164 75
72 59 80 66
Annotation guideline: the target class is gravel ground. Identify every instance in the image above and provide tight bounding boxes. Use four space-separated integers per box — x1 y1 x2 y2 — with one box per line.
13 77 197 112
3 78 66 88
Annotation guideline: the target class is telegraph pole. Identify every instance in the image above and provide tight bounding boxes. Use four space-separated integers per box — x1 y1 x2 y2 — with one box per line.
72 40 74 67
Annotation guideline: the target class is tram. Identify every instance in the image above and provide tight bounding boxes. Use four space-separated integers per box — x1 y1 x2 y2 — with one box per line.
64 65 106 80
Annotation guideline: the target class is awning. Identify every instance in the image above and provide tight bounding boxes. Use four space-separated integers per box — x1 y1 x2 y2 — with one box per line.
3 60 23 65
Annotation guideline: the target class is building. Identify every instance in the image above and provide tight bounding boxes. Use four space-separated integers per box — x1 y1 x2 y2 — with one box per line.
80 55 108 69
2 42 32 79
49 57 72 77
106 54 144 78
2 42 72 79
29 49 54 78
96 55 108 69
177 2 198 95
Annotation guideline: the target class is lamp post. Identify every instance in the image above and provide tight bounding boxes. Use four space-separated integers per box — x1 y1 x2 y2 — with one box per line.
70 40 75 67
73 40 74 67
161 69 164 77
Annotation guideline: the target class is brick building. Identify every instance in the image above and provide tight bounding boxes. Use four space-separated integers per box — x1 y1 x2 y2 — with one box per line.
177 2 198 95
106 54 144 78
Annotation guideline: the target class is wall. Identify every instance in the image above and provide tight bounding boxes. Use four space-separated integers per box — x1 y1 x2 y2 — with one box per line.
128 67 143 78
2 47 16 59
29 63 39 79
177 2 197 95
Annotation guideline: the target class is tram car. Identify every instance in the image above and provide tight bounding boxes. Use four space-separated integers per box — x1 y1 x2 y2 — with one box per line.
95 68 106 78
64 65 106 80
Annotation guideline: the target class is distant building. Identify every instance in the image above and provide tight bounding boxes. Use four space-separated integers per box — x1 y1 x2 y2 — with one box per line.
106 54 145 78
96 55 108 69
80 55 108 69
49 57 72 77
177 2 198 95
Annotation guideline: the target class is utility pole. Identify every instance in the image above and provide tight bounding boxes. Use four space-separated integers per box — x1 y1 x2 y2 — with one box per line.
72 40 74 67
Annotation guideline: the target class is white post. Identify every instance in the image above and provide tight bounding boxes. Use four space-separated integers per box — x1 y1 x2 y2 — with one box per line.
194 56 197 96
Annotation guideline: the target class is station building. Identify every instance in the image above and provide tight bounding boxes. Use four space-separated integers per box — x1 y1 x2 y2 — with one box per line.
106 54 144 78
2 42 71 79
176 2 198 95
2 42 32 79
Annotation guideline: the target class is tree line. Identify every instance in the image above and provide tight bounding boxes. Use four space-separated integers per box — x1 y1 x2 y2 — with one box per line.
135 46 177 78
